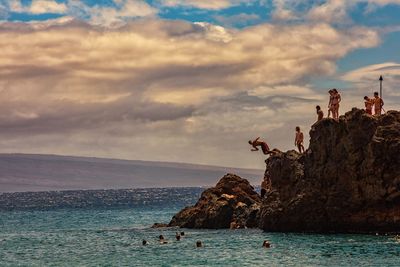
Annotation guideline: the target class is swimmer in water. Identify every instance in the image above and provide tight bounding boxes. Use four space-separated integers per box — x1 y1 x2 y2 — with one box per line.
159 235 168 244
196 241 203 248
176 232 181 241
262 240 271 248
142 240 148 246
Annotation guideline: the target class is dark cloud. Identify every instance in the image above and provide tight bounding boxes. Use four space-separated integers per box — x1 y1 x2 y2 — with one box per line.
0 96 195 136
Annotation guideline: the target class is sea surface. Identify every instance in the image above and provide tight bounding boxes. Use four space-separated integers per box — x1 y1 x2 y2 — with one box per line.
1 188 400 267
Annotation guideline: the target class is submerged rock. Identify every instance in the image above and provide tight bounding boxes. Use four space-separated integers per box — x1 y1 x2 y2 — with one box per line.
260 108 400 233
151 223 169 228
168 174 261 229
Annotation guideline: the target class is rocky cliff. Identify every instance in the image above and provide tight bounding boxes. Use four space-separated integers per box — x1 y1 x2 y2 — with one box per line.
168 108 400 233
260 108 400 233
168 174 261 229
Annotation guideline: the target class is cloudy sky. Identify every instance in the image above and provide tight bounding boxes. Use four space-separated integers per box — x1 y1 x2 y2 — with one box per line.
0 0 399 169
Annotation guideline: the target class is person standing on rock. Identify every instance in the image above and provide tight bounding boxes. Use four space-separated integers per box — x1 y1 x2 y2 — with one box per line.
249 137 271 155
364 96 373 115
373 92 384 116
331 89 341 120
294 126 305 153
328 90 334 118
316 106 324 122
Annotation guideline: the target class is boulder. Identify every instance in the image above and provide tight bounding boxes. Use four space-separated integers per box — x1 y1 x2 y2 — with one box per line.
168 173 261 229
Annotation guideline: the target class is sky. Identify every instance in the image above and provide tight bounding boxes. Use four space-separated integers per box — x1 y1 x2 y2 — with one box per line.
0 0 399 169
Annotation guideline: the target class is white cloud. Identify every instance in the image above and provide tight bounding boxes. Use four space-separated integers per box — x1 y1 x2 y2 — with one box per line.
158 0 246 10
193 22 233 42
271 0 400 24
0 18 384 168
271 0 298 21
9 0 67 14
307 0 353 24
30 0 67 14
341 62 400 97
5 0 157 27
80 0 157 26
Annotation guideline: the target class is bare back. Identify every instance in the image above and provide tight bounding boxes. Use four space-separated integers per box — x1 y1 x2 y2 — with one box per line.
318 110 324 121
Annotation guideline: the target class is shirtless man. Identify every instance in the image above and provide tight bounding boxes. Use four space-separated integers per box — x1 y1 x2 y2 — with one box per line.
331 89 341 120
316 105 324 122
248 137 271 155
295 126 305 153
364 96 373 115
373 92 384 116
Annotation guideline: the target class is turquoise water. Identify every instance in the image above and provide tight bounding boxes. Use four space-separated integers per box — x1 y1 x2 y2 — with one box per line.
1 191 400 266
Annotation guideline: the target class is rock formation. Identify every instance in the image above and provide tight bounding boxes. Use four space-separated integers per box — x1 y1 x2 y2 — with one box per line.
260 108 400 233
168 108 400 233
168 174 261 229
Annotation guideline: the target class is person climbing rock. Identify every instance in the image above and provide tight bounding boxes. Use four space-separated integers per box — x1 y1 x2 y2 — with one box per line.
364 96 373 115
373 92 384 116
248 137 271 155
294 126 305 153
316 106 324 122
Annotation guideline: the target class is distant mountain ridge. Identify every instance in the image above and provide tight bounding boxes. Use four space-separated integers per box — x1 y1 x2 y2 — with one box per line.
0 154 263 192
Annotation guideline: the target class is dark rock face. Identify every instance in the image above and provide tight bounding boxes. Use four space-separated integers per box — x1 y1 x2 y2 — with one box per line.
260 109 400 233
168 174 261 229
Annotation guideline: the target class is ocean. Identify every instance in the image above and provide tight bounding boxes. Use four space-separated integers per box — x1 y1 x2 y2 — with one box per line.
1 188 400 266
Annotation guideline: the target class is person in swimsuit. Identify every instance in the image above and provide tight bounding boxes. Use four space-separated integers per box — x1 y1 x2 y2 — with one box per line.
373 92 384 116
364 96 373 115
331 89 341 120
328 90 334 118
316 105 324 122
295 126 305 153
248 137 271 155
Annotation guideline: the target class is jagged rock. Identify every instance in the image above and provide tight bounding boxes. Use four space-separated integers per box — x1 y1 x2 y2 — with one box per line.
168 174 261 229
260 108 400 233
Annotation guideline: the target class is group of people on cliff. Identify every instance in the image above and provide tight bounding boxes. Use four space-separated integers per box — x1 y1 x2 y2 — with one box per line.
315 88 341 122
364 92 384 116
248 88 385 155
316 90 384 123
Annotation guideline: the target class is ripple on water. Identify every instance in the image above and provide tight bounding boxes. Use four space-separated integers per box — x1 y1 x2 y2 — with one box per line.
1 207 400 266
